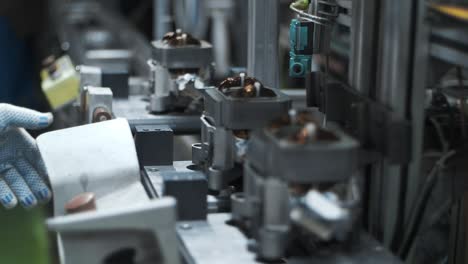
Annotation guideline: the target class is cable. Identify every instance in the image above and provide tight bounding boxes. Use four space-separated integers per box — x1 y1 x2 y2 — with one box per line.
456 67 467 139
289 4 333 26
428 117 450 153
398 150 456 259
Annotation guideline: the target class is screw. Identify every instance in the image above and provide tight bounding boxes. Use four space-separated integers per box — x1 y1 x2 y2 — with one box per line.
240 72 246 87
180 223 192 230
254 82 261 97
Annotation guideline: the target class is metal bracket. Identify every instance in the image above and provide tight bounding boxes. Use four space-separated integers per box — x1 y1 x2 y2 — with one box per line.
325 82 412 165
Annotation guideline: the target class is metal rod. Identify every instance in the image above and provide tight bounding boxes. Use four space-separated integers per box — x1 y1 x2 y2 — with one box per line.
247 0 280 88
154 0 172 40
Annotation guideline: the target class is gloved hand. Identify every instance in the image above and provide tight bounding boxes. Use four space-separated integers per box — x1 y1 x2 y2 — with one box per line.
0 104 53 209
291 0 311 11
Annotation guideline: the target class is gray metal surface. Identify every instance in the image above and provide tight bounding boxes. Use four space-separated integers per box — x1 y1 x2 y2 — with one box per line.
177 213 260 264
177 214 400 264
430 43 468 69
174 0 209 38
113 95 201 134
406 0 431 238
144 161 198 198
48 198 180 264
430 27 468 68
78 65 102 105
283 89 307 108
144 161 231 214
154 0 172 40
152 40 213 69
38 119 155 264
148 62 173 113
207 0 234 77
247 126 358 183
288 233 401 264
349 0 376 95
203 88 291 130
37 119 148 216
247 0 280 88
85 87 113 124
375 0 418 247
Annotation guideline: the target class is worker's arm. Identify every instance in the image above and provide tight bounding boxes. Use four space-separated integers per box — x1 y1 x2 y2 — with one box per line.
0 104 53 209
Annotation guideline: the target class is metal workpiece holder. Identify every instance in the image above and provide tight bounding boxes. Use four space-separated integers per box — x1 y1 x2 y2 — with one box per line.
247 125 359 183
149 39 213 113
84 86 114 124
324 82 413 165
47 198 180 264
192 87 292 191
151 40 213 69
231 120 359 261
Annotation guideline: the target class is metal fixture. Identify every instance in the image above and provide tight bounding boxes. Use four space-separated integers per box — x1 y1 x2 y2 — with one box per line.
192 74 291 192
231 109 359 260
148 30 213 113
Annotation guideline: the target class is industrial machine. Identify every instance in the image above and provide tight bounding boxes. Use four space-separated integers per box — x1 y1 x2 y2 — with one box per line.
232 109 360 260
29 0 468 263
192 74 291 192
148 29 213 114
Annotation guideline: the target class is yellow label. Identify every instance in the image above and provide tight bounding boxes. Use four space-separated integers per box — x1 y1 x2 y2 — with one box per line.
40 56 80 109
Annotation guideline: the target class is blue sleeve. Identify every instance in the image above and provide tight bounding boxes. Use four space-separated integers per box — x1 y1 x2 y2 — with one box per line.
0 17 35 106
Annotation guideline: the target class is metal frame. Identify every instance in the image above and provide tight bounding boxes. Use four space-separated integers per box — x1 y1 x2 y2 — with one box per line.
328 0 430 254
247 0 280 88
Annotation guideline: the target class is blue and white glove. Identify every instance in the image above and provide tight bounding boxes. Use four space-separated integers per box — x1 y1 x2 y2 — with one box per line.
0 104 53 209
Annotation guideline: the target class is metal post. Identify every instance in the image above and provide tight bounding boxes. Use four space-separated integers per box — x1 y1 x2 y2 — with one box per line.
247 0 280 88
349 0 376 96
348 0 381 238
377 0 410 248
208 0 234 78
154 0 172 40
406 0 430 228
375 0 420 248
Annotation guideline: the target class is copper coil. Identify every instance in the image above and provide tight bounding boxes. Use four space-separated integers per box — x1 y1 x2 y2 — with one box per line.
289 183 313 196
162 31 201 47
268 111 338 144
233 130 250 139
218 76 277 98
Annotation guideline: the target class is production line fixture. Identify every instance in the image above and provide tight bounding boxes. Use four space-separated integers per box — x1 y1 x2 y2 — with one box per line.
148 29 214 113
231 109 360 261
191 74 292 193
